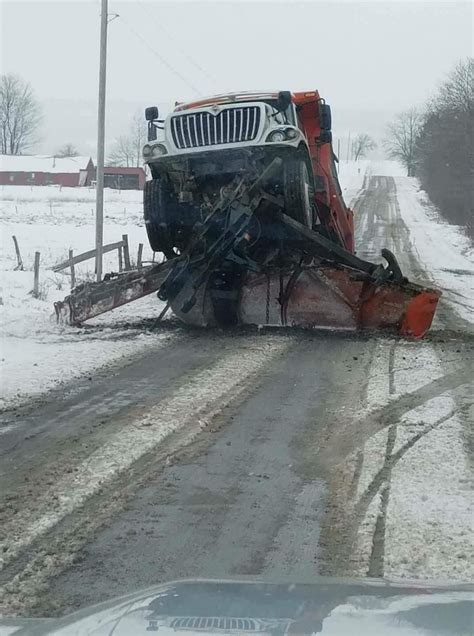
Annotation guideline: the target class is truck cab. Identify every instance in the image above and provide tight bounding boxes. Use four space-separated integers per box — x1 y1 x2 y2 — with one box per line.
143 90 353 258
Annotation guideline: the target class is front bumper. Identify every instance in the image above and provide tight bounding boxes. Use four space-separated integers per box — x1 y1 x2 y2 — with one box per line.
146 144 301 177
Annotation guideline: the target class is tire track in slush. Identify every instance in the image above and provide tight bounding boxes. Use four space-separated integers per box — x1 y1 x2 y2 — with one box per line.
351 175 472 579
367 341 398 578
0 336 293 576
316 366 470 470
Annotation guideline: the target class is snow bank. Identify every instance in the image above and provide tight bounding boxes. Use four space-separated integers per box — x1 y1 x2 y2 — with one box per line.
393 177 473 325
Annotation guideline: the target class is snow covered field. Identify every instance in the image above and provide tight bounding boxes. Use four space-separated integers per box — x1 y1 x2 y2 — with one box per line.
1 185 165 409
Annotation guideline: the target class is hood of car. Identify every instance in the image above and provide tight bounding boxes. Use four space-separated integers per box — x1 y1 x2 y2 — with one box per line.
2 577 472 635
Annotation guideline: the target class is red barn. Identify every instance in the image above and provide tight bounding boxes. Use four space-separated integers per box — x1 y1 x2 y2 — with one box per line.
0 155 94 187
101 167 146 190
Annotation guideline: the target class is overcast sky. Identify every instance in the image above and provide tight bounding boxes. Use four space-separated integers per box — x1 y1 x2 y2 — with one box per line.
1 0 473 154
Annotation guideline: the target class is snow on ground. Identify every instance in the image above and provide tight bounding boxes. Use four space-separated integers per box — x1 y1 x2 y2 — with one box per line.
1 185 166 410
351 341 473 582
395 178 473 325
366 160 407 178
339 160 473 582
369 160 473 326
2 336 292 571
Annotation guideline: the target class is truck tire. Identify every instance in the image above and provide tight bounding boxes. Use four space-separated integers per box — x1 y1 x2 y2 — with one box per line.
143 179 177 259
283 160 313 228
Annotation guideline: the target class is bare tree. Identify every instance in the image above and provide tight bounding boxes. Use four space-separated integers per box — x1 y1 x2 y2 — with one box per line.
351 133 376 161
384 108 423 176
107 135 135 167
56 143 79 158
415 57 473 235
107 112 146 167
437 57 474 114
0 74 42 155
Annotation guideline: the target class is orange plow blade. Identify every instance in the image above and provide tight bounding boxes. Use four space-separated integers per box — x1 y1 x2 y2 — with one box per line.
237 268 440 338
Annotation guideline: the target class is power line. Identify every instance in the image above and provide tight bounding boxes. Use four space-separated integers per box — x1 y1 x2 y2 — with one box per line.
119 14 203 97
136 0 218 88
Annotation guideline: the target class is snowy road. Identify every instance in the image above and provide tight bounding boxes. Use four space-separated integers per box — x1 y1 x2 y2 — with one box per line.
0 166 472 617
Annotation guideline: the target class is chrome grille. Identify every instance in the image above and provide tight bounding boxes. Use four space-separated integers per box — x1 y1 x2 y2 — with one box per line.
170 616 260 631
170 107 261 149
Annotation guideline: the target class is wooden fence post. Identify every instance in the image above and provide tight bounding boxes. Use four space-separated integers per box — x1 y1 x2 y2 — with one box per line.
118 245 123 272
69 249 76 289
122 234 131 270
137 243 143 269
33 251 40 298
53 239 125 273
12 235 24 271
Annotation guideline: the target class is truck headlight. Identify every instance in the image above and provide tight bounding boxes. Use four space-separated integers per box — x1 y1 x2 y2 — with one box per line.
266 128 298 143
267 130 287 143
151 144 167 157
143 143 167 159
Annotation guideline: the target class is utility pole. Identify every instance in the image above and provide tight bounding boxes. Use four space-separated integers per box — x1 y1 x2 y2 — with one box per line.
95 0 108 282
337 138 341 173
346 131 351 163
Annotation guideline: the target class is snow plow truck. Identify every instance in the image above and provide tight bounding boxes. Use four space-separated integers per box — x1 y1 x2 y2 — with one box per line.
55 90 440 337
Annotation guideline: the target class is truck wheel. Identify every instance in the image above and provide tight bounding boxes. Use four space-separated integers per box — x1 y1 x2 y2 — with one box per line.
143 179 177 259
283 160 313 228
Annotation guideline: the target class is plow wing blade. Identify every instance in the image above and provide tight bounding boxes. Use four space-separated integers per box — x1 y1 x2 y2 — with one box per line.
238 268 440 338
54 263 172 325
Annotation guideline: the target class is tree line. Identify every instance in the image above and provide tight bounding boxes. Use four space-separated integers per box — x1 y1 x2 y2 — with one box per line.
385 58 473 235
0 72 144 165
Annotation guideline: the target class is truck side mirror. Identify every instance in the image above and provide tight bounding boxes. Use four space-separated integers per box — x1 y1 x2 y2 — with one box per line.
145 106 159 142
277 91 292 113
320 104 332 131
145 106 159 121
